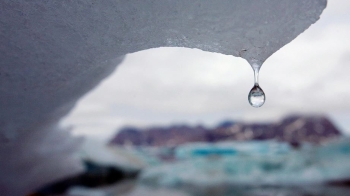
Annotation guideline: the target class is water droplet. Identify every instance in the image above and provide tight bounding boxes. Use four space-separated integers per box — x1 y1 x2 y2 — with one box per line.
248 61 266 108
248 85 265 108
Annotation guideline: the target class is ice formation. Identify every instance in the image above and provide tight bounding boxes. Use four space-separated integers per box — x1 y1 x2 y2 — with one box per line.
140 139 350 187
0 0 326 195
80 139 159 170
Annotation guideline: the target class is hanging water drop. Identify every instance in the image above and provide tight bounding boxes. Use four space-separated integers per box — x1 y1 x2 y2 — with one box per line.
248 62 266 108
248 85 265 107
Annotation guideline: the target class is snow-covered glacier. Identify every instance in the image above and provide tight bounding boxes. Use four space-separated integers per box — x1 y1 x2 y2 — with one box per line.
0 0 327 195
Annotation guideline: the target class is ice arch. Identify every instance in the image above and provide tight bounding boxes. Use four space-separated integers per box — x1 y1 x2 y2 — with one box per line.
0 0 326 195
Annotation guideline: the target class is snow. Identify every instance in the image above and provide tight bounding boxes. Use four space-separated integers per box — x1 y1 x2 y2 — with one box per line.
0 0 326 195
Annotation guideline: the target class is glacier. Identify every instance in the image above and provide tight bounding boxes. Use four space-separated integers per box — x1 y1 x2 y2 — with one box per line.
0 0 327 195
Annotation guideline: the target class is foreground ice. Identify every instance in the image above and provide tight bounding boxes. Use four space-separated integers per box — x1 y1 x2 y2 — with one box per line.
0 1 326 195
140 138 350 187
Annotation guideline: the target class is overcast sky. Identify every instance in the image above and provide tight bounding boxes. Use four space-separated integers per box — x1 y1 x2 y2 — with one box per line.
62 0 350 141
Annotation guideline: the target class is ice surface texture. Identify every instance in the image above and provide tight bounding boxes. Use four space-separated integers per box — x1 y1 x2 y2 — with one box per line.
0 0 326 195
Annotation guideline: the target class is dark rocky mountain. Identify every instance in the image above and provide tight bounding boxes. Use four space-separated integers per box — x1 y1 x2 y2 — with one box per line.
109 115 342 147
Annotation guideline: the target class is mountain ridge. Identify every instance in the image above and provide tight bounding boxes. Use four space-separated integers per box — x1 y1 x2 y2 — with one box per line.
109 115 342 147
